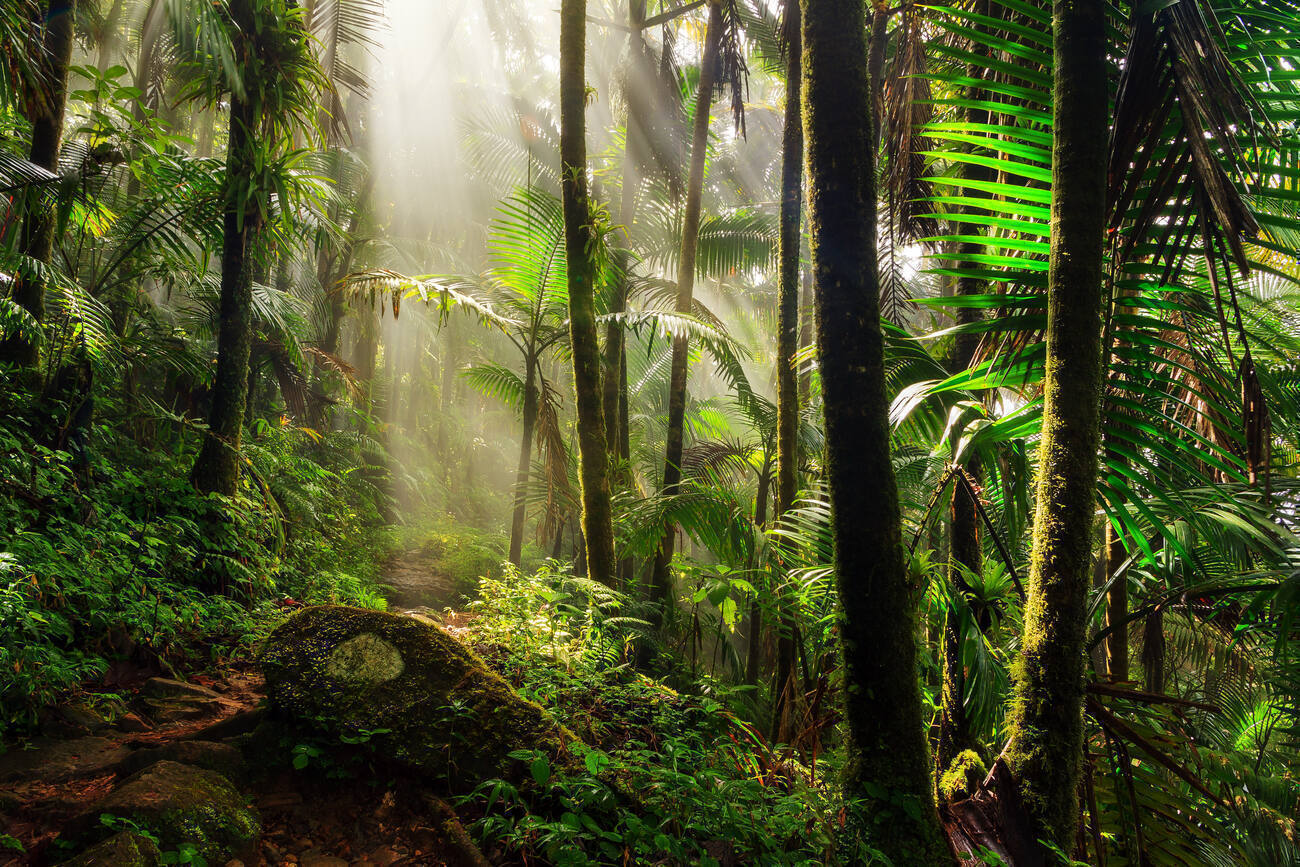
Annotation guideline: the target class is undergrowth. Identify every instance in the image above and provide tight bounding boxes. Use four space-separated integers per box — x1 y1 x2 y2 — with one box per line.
458 562 865 866
0 383 393 735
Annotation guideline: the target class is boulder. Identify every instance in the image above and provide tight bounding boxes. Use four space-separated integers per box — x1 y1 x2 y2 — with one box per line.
58 831 161 866
0 736 129 783
116 741 246 784
65 761 259 864
259 605 572 785
142 678 220 702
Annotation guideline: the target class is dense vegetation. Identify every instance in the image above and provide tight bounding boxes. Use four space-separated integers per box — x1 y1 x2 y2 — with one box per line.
3 0 1300 863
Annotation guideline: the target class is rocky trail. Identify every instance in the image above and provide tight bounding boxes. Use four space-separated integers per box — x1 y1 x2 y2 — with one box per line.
0 556 499 867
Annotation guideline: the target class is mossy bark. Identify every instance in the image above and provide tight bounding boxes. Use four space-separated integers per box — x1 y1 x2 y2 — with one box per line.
561 0 617 586
508 357 540 566
771 0 803 743
1003 0 1108 847
0 0 76 371
191 78 263 496
651 0 723 612
802 0 950 861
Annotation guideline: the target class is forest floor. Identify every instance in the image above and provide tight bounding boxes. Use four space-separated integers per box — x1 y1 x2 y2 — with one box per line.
0 551 485 867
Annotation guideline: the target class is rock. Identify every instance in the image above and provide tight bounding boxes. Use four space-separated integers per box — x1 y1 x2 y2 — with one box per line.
142 697 222 724
187 707 265 742
298 855 348 867
0 736 130 783
142 678 221 702
57 831 161 866
65 761 260 864
259 605 572 786
0 789 22 812
113 712 154 733
57 702 111 733
116 741 246 784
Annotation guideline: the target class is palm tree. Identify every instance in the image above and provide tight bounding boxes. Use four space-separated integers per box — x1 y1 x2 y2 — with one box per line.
0 0 77 371
652 0 748 612
188 0 327 495
559 0 615 586
802 0 949 860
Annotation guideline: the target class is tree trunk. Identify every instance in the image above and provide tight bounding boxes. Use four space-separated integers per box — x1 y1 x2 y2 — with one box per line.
602 0 647 453
745 456 772 686
561 0 616 587
0 0 76 370
1003 0 1108 846
802 0 949 860
1103 522 1128 681
771 0 803 743
651 0 723 611
508 358 540 566
191 86 263 495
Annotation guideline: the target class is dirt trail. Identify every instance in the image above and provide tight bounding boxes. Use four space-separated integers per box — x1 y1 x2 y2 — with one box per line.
379 550 464 612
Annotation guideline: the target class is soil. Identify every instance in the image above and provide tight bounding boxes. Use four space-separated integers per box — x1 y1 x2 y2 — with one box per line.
0 553 487 867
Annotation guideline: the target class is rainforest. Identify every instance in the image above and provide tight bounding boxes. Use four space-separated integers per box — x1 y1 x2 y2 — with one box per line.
1 0 1299 864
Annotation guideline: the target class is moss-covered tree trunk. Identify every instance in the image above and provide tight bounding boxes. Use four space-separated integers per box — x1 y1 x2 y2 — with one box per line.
560 0 616 586
1003 0 1108 846
0 0 76 370
650 0 723 612
770 0 803 743
191 86 264 495
802 0 949 860
508 358 540 566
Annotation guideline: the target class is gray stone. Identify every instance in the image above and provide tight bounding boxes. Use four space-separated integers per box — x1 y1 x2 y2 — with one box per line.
324 633 404 682
0 737 129 783
142 678 221 702
116 741 246 784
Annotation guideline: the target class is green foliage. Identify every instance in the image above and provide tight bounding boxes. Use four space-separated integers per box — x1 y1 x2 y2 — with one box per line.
460 562 839 865
0 383 389 735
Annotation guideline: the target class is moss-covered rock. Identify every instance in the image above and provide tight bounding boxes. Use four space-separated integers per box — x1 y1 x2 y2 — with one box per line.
259 605 573 786
116 741 246 784
64 760 259 864
58 831 161 866
939 749 988 803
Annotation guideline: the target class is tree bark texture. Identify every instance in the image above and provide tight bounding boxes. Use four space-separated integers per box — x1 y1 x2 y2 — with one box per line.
802 0 949 860
508 359 540 566
771 0 804 744
192 81 264 495
561 0 617 586
1003 0 1109 846
0 0 76 369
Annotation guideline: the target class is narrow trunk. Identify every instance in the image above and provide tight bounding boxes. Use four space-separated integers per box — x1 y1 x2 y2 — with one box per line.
561 0 616 587
602 0 647 453
0 0 76 370
1003 0 1108 846
771 0 803 743
1103 522 1129 681
508 359 540 566
191 89 263 495
803 0 948 859
651 0 723 611
744 457 772 686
